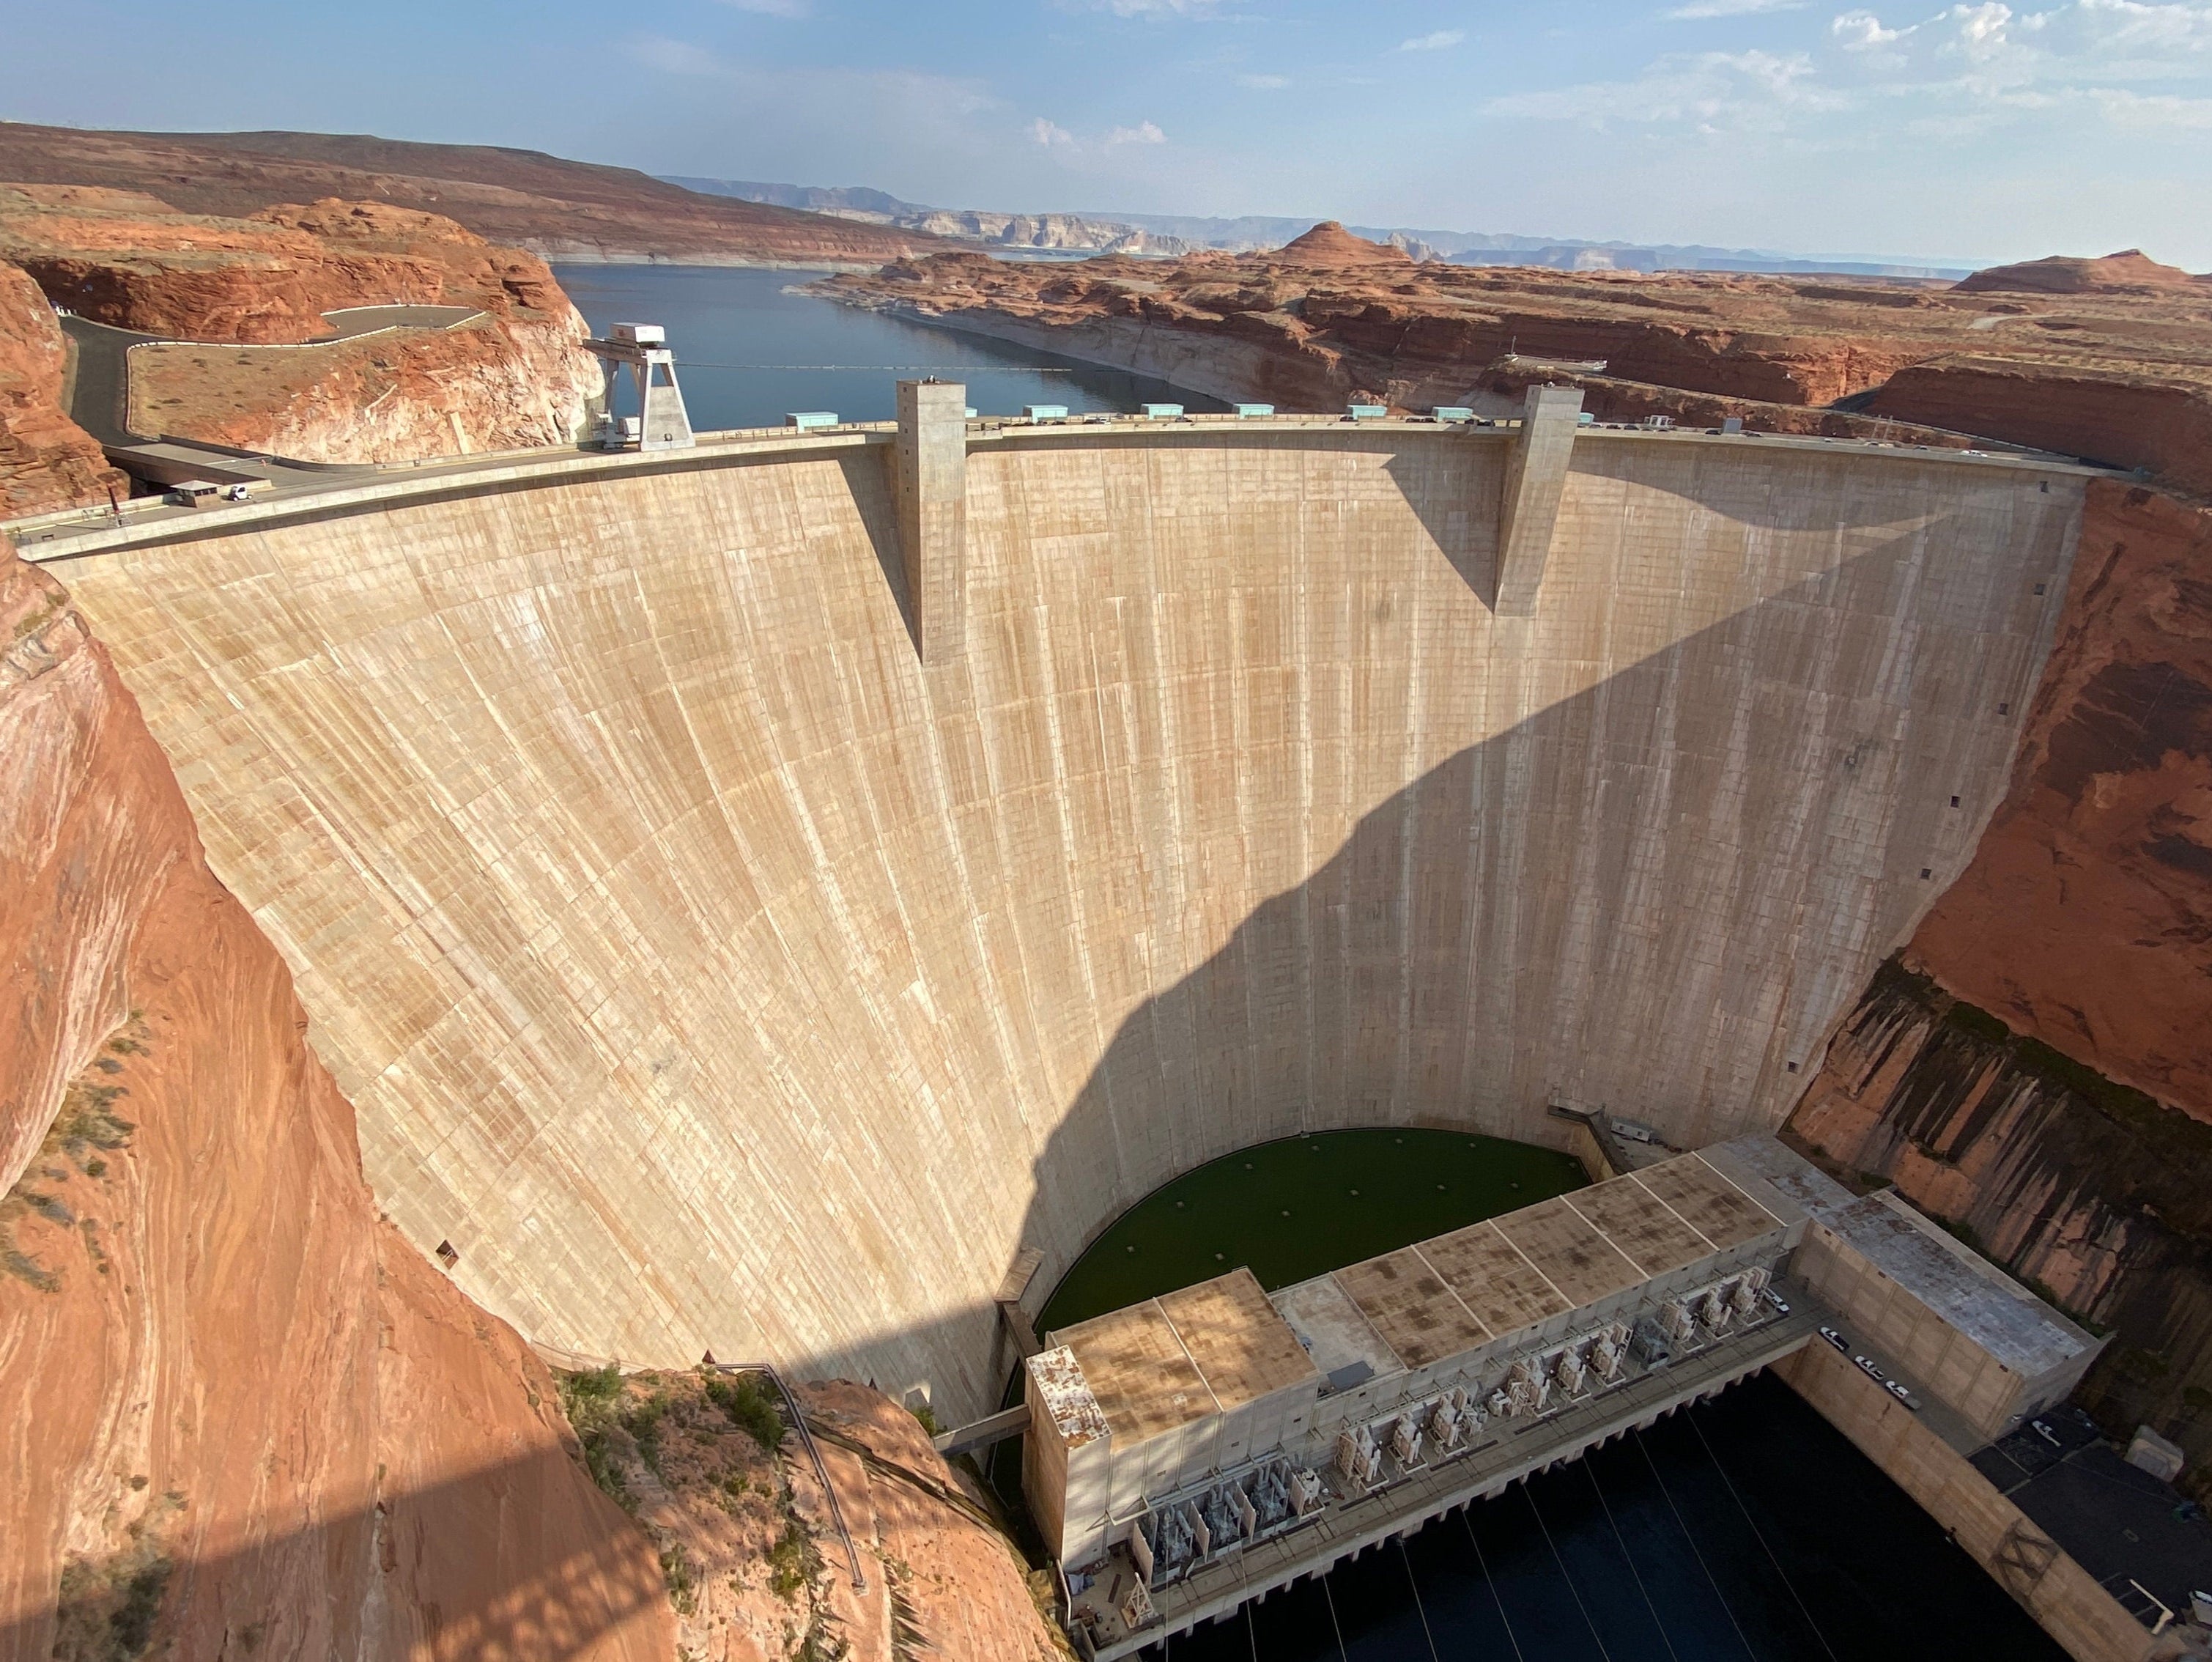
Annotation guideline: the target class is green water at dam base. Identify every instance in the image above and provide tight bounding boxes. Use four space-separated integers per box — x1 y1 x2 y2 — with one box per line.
1034 1129 1588 1334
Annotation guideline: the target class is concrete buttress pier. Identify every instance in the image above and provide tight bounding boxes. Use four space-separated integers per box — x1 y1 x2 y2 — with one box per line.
893 380 969 663
1495 385 1583 616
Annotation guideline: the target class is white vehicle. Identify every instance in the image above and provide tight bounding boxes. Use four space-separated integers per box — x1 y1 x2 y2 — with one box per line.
1884 1380 1920 1411
1764 1288 1792 1315
1854 1355 1887 1384
1820 1326 1849 1353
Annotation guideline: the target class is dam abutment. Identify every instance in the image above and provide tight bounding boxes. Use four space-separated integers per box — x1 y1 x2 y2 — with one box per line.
26 418 2096 1422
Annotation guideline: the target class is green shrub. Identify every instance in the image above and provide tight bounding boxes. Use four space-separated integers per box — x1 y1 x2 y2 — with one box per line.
767 1519 818 1600
703 1372 785 1452
659 1544 698 1616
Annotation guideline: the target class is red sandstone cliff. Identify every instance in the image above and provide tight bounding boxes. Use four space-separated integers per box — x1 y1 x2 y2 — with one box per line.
1907 481 2212 1117
0 262 122 519
0 547 676 1661
561 1370 1062 1662
0 185 603 468
818 237 2212 487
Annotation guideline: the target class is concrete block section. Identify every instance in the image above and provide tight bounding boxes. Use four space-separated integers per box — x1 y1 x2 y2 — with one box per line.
894 380 970 662
1495 384 1583 616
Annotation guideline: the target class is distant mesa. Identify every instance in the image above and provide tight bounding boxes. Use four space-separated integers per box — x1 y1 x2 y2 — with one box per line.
1271 221 1415 269
1955 248 2211 297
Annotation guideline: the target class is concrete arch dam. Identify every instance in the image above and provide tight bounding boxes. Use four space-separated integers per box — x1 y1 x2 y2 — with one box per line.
43 414 2088 1419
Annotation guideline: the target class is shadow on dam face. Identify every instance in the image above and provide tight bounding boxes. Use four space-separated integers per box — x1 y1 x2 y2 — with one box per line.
49 434 2084 1417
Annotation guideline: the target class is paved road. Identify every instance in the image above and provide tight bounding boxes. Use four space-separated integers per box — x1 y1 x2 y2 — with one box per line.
59 305 483 446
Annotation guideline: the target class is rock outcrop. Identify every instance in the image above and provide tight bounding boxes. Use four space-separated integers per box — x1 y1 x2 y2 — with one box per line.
1786 961 2212 1499
559 1369 1061 1662
0 185 603 467
817 234 2212 491
1866 358 2212 496
0 259 122 518
0 547 674 1661
0 125 946 270
1907 481 2212 1118
1271 221 1413 268
1954 248 2211 297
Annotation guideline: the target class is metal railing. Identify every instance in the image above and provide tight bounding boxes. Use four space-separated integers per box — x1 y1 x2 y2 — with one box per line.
706 1362 868 1592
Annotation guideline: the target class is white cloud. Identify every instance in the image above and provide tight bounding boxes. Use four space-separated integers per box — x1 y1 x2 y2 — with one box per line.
1397 29 1467 50
1237 72 1290 87
1106 119 1168 143
1666 0 1805 16
1831 10 1904 47
626 35 725 75
718 0 810 15
1031 117 1076 145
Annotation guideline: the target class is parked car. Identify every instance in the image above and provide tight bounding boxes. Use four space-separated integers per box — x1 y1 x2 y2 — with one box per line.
1820 1326 1849 1353
1854 1355 1887 1384
1764 1288 1792 1315
1884 1380 1920 1411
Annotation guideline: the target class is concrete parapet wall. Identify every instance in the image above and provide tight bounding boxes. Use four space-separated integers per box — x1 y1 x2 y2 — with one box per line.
1778 1341 2161 1662
47 427 2085 1412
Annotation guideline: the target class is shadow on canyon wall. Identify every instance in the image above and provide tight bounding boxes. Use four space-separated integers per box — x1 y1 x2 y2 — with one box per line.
1788 959 2212 1499
0 1447 664 1662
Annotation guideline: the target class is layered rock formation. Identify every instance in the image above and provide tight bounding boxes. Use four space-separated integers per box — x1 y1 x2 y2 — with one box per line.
1955 248 2211 297
0 260 121 518
0 125 944 270
816 234 2212 490
1786 961 2212 1496
0 185 602 469
0 547 674 1660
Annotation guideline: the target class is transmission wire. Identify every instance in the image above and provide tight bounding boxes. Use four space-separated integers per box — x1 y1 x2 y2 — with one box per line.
1460 1508 1529 1662
1523 1482 1615 1662
1686 1406 1843 1662
1584 1455 1684 1662
1632 1425 1763 1662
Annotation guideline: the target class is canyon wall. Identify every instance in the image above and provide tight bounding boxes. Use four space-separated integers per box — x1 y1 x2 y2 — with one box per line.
0 547 673 1661
1786 479 2212 1491
1910 481 2212 1115
1 187 602 465
1786 961 2212 1494
0 261 122 518
40 427 2083 1418
1870 361 2212 498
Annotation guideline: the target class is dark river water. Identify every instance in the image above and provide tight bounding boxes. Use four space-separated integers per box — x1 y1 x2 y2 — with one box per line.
554 264 1223 431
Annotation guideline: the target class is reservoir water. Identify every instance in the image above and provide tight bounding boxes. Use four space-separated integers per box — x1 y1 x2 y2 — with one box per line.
554 264 1223 431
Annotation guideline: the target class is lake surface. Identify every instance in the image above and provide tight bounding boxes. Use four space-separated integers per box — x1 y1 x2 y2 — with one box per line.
555 264 1223 431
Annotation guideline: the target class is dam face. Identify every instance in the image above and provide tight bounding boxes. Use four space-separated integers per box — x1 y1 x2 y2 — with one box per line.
47 421 2086 1415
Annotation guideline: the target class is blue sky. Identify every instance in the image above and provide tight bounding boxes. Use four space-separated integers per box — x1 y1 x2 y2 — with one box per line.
8 0 2211 266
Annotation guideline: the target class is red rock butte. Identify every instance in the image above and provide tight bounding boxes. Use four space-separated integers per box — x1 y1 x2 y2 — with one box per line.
1270 221 1414 267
